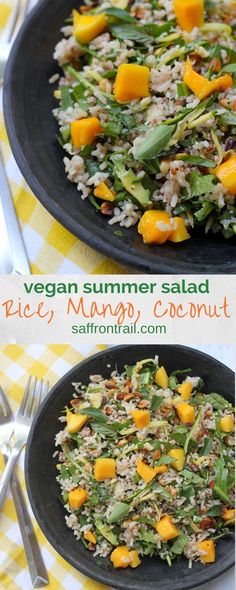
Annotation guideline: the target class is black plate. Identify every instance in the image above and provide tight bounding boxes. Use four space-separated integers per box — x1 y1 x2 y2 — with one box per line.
3 0 236 274
25 345 235 590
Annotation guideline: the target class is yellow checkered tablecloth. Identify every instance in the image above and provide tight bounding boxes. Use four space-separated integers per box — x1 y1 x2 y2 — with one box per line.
0 343 110 590
0 1 126 275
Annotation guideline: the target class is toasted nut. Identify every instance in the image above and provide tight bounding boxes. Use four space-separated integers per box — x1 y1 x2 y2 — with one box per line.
104 406 113 415
137 400 149 408
101 202 114 216
99 78 112 93
153 450 161 460
200 517 217 529
105 380 117 389
80 4 92 12
124 393 135 401
70 398 81 406
117 439 128 447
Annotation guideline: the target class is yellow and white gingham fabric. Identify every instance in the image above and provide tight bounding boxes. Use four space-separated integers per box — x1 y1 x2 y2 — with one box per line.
0 343 110 590
0 1 127 275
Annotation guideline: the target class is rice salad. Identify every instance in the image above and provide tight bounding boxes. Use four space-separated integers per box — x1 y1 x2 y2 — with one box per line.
52 0 236 244
55 357 235 569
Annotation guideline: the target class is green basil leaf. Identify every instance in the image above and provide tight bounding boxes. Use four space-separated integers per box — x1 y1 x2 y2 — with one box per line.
195 202 214 223
111 24 152 43
134 124 175 160
200 437 213 456
203 393 233 410
79 408 107 422
219 111 236 126
105 7 136 22
143 21 174 37
214 458 232 504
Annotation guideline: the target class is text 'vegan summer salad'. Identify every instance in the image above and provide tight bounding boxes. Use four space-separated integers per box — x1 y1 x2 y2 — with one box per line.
52 0 236 245
55 357 235 569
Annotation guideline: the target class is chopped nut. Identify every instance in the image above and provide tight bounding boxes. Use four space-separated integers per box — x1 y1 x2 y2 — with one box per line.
99 78 112 93
101 202 114 216
137 400 149 408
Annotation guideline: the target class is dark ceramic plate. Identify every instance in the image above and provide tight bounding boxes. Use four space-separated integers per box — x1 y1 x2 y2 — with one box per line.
3 0 236 274
25 345 235 590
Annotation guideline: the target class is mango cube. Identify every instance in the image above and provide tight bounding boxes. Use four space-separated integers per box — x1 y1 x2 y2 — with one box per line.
67 411 88 433
168 448 185 471
198 539 215 563
177 380 193 400
68 488 88 510
173 0 204 32
110 546 131 568
73 11 107 44
183 59 232 100
84 530 97 544
131 409 150 429
114 64 150 103
138 211 173 245
220 415 234 433
176 402 195 425
94 182 115 202
155 366 169 388
156 515 179 541
222 508 235 523
137 459 157 483
168 217 190 243
155 465 168 475
129 549 141 568
214 154 236 194
71 117 102 149
94 458 116 481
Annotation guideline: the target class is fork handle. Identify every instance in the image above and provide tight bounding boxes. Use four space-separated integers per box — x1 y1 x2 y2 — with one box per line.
0 444 21 509
10 469 49 587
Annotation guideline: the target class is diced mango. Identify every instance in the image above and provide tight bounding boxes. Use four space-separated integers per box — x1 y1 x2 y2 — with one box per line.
110 546 131 568
68 488 88 510
222 508 235 523
155 366 169 389
138 211 174 245
71 117 102 149
129 550 141 568
168 448 185 471
94 182 115 202
173 0 204 32
214 154 236 194
131 409 150 429
84 530 97 544
137 459 157 483
156 515 179 541
155 465 168 475
177 381 193 400
168 217 190 243
176 402 195 425
94 458 116 481
67 410 88 433
220 415 234 433
114 63 150 103
198 539 215 563
73 10 107 44
183 59 232 100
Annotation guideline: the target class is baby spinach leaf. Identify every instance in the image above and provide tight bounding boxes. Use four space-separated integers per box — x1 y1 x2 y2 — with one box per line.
181 470 204 485
91 422 116 438
134 124 175 160
181 485 194 499
219 111 236 126
143 21 174 37
184 409 203 454
221 63 236 74
206 505 223 516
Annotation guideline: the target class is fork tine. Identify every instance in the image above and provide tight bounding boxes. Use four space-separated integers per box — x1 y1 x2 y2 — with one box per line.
0 385 12 417
26 377 38 417
18 376 32 415
1 0 21 44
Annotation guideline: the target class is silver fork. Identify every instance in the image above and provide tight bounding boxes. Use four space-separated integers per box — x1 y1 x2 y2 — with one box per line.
0 0 30 83
0 0 31 275
0 376 43 509
0 385 49 587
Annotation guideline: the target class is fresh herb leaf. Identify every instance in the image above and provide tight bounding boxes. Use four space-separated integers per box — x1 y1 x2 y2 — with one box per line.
171 534 188 555
134 124 175 160
79 408 106 421
204 393 233 411
214 458 232 504
180 155 216 168
60 85 73 110
188 171 216 197
107 502 130 523
105 7 136 22
151 395 164 410
111 24 152 43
